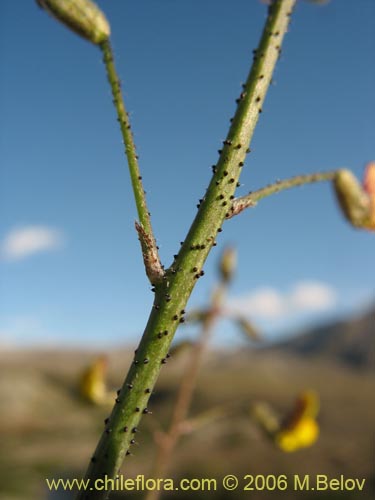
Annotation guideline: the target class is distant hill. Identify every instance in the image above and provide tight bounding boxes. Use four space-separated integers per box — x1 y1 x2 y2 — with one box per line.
268 305 375 370
1 308 375 499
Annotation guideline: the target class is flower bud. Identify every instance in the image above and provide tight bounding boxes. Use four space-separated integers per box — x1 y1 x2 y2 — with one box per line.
333 169 370 229
37 0 110 45
219 246 237 283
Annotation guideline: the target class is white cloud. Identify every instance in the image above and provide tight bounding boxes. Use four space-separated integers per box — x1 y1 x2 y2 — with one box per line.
290 282 336 311
1 225 64 261
228 287 285 318
227 281 337 320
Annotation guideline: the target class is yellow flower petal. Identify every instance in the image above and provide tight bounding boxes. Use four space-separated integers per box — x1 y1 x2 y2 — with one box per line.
276 431 299 453
79 355 109 404
295 418 319 448
275 418 319 452
275 391 320 452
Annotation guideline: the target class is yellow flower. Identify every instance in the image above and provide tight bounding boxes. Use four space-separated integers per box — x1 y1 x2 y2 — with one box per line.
275 390 320 452
276 417 319 452
79 355 115 405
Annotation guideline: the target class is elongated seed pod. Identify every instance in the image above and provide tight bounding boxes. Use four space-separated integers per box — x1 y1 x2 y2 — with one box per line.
37 0 110 45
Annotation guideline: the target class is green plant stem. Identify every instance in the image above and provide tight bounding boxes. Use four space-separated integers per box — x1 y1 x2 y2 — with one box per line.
147 320 215 500
146 284 226 500
77 2 296 498
100 40 162 281
227 171 337 218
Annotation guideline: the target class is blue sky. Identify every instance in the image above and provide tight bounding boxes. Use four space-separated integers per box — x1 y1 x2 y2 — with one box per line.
1 0 374 348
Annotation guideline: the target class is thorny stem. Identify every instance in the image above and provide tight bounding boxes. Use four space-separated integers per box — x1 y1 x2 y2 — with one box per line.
227 171 337 218
146 286 226 500
100 40 163 283
77 2 297 498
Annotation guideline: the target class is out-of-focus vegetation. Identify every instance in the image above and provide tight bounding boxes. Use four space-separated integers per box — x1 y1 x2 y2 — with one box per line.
1 305 374 499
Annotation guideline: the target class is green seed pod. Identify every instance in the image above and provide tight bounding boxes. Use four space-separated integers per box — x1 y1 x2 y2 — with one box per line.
333 169 370 228
37 0 110 45
219 246 237 284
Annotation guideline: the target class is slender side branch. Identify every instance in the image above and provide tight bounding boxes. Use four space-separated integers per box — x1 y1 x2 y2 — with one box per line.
227 171 337 218
77 2 297 498
100 40 163 282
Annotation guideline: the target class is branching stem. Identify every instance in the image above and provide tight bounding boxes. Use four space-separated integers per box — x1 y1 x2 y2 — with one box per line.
100 40 162 281
146 284 226 500
77 2 297 498
227 171 337 218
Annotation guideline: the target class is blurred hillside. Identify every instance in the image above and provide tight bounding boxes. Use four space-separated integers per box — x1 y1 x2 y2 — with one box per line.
0 306 374 500
269 304 375 370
